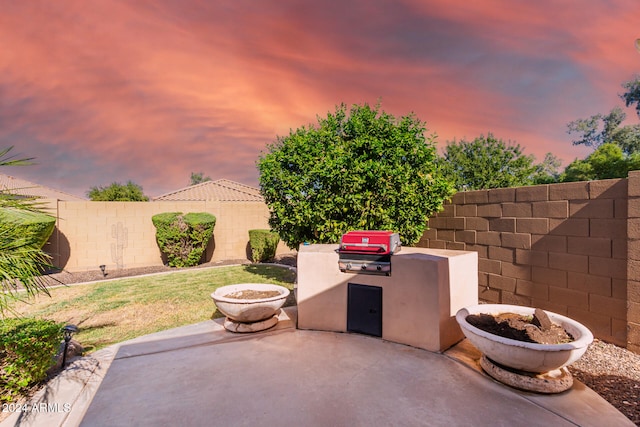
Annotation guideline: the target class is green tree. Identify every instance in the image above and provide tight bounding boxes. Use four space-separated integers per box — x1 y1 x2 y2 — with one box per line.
439 134 541 190
190 172 211 186
561 159 594 182
563 76 640 181
87 181 149 201
257 103 454 249
567 78 640 155
562 143 640 182
567 106 640 154
621 75 640 118
0 147 58 314
532 153 562 184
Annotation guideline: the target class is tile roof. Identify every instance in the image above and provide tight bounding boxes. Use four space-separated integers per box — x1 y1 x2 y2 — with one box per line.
0 173 85 201
153 179 264 202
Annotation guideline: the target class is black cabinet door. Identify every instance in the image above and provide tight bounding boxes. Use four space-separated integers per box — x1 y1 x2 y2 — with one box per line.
347 284 382 337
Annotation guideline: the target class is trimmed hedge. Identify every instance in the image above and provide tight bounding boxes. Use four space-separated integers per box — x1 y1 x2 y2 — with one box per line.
0 318 62 402
151 212 216 267
248 229 279 262
0 208 56 249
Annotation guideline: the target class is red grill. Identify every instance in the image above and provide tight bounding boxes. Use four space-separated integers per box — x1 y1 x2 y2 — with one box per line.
338 231 401 276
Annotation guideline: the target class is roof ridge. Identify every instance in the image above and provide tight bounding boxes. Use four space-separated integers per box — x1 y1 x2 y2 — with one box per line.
153 178 262 202
213 179 261 197
0 173 85 200
154 180 211 199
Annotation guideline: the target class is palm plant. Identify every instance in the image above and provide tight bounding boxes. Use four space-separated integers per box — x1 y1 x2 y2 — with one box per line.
0 147 56 314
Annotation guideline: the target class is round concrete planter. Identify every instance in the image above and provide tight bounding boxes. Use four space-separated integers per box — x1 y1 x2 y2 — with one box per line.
456 304 593 373
211 283 290 323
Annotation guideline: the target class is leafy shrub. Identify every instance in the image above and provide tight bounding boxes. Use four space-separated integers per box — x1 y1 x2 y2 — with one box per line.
152 212 216 267
0 318 62 402
0 208 56 249
258 103 454 248
87 180 149 201
248 229 279 262
439 134 539 190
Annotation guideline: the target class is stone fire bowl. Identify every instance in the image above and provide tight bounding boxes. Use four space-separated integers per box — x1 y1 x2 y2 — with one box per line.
456 304 593 373
211 283 290 323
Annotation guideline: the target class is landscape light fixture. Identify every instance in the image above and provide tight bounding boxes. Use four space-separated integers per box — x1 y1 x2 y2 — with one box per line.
61 325 78 368
99 264 106 277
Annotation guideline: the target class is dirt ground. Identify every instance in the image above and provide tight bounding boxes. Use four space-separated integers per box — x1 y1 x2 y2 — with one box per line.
466 312 573 344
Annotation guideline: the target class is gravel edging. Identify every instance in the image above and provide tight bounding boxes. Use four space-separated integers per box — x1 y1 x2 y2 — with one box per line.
568 339 640 425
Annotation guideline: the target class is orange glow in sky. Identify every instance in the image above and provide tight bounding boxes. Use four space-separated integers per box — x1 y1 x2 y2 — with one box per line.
0 0 638 197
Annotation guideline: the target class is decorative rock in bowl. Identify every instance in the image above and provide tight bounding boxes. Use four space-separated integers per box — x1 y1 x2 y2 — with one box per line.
455 304 594 393
211 283 290 333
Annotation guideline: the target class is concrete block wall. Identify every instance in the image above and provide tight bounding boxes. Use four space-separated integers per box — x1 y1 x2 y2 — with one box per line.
45 200 288 272
627 171 640 353
418 177 635 350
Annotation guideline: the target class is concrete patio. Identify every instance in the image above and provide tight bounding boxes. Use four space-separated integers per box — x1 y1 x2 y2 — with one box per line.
1 307 632 427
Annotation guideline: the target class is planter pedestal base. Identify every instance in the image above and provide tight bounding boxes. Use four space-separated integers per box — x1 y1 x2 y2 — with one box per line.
480 355 573 394
224 314 279 333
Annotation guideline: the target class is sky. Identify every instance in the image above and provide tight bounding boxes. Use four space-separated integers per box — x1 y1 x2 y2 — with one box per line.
0 0 638 198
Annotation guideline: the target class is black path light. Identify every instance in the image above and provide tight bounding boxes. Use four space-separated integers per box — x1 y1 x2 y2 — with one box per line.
61 324 78 368
99 265 107 277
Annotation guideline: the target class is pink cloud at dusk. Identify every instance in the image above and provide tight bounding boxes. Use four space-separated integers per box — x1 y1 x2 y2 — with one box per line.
0 0 638 197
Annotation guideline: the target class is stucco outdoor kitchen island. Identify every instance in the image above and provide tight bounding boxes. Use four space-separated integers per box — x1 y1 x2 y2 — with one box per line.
297 244 478 352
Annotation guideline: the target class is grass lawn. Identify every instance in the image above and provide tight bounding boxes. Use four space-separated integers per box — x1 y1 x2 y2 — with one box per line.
8 264 296 353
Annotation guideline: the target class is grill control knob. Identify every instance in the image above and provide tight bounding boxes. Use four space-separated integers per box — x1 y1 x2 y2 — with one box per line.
361 264 367 270
376 265 382 271
346 263 352 270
